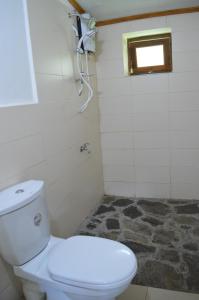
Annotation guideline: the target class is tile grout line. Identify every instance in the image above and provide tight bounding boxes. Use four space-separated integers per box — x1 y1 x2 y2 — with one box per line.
145 287 149 300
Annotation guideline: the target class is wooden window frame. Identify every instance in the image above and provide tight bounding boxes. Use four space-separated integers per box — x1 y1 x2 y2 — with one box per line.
127 33 172 75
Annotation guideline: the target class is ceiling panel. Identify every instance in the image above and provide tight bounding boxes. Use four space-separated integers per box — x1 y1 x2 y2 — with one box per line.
77 0 199 20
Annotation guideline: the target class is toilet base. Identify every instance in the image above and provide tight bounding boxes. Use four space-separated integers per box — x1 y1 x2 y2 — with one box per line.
46 287 115 300
48 295 115 300
22 278 117 300
15 237 134 300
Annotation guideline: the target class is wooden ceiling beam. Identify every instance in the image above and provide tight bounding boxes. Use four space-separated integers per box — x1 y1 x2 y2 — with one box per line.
96 6 199 27
68 0 85 14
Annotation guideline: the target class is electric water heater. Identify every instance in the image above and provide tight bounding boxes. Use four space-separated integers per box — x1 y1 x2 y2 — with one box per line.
76 13 96 53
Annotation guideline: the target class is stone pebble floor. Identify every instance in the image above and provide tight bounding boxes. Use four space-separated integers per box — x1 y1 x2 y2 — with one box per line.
76 196 199 294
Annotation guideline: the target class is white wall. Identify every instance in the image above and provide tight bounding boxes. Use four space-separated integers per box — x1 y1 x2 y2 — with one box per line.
0 0 103 299
97 12 199 199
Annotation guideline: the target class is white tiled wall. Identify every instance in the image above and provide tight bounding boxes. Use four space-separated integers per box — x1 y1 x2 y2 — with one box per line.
118 284 199 300
0 0 103 299
97 12 199 199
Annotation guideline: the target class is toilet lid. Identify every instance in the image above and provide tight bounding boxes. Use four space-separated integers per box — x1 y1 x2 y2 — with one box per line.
47 236 137 288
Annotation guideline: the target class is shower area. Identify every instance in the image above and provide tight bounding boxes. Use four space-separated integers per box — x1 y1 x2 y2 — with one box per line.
77 196 199 293
72 3 199 296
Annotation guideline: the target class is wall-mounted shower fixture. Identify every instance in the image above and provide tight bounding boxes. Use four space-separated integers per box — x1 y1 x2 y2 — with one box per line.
70 11 97 113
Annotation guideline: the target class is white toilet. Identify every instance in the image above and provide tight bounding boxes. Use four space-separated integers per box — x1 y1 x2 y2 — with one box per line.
0 180 137 300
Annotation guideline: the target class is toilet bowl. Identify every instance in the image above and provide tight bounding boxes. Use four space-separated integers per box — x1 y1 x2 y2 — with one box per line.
15 235 137 300
0 181 137 300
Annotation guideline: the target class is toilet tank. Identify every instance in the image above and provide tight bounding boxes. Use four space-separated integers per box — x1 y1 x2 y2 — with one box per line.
0 180 50 266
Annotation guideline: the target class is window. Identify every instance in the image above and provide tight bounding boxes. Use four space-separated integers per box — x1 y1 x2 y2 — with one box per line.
127 33 172 75
0 0 37 107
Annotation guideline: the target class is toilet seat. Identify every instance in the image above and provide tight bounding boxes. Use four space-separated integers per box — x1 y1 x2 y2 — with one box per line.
47 235 137 290
14 236 137 300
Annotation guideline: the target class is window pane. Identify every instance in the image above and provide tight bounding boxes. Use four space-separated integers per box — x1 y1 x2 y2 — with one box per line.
136 45 164 67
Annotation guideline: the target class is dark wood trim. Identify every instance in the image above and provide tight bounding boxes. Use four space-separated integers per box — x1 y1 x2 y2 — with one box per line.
68 0 85 14
128 33 171 44
96 6 199 27
67 2 199 28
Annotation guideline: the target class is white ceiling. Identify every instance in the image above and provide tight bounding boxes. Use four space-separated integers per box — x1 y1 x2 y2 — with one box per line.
77 0 199 21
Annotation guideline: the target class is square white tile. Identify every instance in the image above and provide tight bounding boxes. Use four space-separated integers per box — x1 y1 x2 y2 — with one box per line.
134 112 168 131
132 74 169 94
0 285 21 300
103 165 135 182
167 13 199 32
127 16 167 32
172 51 199 73
118 284 148 300
170 131 199 149
169 111 199 131
171 166 199 184
99 97 134 115
104 181 136 197
97 78 132 97
102 149 134 165
172 29 199 52
171 183 199 199
169 72 199 92
97 38 123 60
134 132 169 149
100 115 133 132
96 59 124 79
136 167 170 184
134 93 168 113
135 149 170 167
136 183 170 198
101 133 134 149
169 91 199 112
147 287 199 300
171 149 199 167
